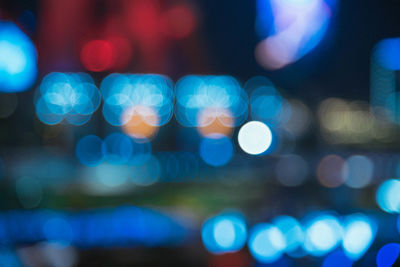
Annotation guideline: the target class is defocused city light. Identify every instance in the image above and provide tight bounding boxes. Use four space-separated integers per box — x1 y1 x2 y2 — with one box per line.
175 75 248 131
35 72 100 125
238 121 273 155
255 0 336 69
376 243 400 267
343 155 374 188
342 214 376 260
272 216 304 255
0 22 37 92
376 179 400 213
202 213 247 254
199 136 233 167
322 250 353 267
101 74 173 140
317 155 347 188
303 214 342 256
248 223 286 263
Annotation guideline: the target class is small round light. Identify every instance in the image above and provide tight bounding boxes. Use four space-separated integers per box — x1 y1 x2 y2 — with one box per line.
238 121 272 155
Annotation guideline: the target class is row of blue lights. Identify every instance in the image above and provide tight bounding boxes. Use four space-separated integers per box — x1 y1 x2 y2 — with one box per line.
0 206 189 247
101 74 174 127
35 73 288 129
75 120 273 171
201 211 377 264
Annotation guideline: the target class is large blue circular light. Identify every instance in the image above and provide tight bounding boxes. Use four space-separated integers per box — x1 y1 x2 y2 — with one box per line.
248 223 286 263
199 136 233 167
201 213 247 254
376 243 400 267
303 214 342 256
342 214 376 260
0 22 37 92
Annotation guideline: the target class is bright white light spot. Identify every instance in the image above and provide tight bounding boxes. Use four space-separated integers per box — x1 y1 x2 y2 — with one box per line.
238 121 272 155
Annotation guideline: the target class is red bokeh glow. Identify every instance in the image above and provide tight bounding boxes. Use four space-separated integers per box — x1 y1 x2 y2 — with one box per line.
107 36 133 70
80 40 114 72
127 1 161 43
160 5 196 39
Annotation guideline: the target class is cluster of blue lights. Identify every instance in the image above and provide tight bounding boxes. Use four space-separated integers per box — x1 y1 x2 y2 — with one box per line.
32 73 310 169
0 206 188 247
0 22 37 92
35 72 101 125
101 74 174 127
175 75 248 128
35 73 286 135
202 211 376 264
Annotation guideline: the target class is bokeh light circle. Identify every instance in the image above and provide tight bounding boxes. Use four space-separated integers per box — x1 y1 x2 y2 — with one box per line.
317 155 347 188
343 155 374 188
201 213 247 254
376 243 400 267
342 214 376 260
248 223 286 263
238 121 273 155
80 40 114 72
323 250 353 267
376 179 400 213
199 136 233 167
0 22 37 92
303 214 342 256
